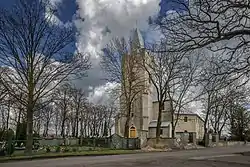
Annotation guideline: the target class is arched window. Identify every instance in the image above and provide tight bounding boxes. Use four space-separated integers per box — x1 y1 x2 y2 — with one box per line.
129 126 136 138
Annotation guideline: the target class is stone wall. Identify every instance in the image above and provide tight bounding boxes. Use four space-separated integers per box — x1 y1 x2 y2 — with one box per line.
148 127 170 138
38 138 79 146
217 141 248 147
146 138 176 148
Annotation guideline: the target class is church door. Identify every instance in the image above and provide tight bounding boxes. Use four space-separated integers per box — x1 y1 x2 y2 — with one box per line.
129 126 136 138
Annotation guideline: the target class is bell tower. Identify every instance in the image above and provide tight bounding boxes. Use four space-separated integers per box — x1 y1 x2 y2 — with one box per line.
130 28 153 145
115 28 153 146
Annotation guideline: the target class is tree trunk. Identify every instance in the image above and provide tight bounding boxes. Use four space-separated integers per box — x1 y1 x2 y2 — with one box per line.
75 109 79 137
124 108 131 149
124 116 130 138
61 112 66 138
169 98 175 139
171 125 175 139
203 93 211 140
16 108 22 140
80 119 83 145
6 103 10 129
156 101 163 143
171 114 175 138
25 105 33 155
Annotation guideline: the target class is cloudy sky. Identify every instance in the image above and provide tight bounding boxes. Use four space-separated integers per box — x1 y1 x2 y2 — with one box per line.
0 0 176 103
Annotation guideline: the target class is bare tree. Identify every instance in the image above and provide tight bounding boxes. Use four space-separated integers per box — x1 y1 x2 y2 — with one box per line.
198 53 249 138
141 41 200 140
54 83 73 138
207 83 248 137
199 57 230 137
41 104 55 137
158 0 250 80
101 37 146 139
0 0 90 153
70 87 86 137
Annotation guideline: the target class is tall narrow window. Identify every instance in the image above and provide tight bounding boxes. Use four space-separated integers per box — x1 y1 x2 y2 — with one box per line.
184 116 188 122
160 129 163 135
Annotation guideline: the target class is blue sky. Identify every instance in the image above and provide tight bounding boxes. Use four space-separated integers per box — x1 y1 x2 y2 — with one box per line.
0 0 175 28
0 0 181 101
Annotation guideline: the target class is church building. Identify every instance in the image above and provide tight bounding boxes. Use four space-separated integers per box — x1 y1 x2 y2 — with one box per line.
115 28 204 146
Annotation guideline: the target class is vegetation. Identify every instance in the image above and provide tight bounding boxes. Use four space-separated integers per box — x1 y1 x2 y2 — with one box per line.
0 149 138 163
0 0 90 154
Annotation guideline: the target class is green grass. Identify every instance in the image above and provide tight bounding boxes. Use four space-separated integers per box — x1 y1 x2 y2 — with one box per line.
0 149 139 163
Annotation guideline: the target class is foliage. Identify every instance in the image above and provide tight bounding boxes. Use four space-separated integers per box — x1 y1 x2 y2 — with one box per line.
6 143 14 156
62 147 70 153
0 149 137 162
230 105 250 141
0 129 8 141
15 122 27 143
72 147 78 152
55 146 61 153
45 147 51 153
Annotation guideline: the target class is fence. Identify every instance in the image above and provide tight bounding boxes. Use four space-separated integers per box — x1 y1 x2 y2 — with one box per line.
79 134 140 150
109 134 140 149
1 134 141 150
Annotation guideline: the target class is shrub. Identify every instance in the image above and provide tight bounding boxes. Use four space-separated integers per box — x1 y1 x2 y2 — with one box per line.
46 147 51 153
72 147 78 152
55 146 61 152
6 143 15 155
64 147 70 152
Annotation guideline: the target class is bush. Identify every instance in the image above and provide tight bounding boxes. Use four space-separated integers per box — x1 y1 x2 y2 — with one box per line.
61 147 70 152
63 147 70 152
72 147 78 152
33 141 40 150
55 146 61 152
46 147 51 153
6 143 15 155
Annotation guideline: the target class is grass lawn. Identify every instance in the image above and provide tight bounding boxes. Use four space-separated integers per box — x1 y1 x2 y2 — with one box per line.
0 149 139 163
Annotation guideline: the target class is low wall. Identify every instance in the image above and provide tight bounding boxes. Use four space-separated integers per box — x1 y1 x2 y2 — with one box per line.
217 141 247 147
38 138 79 146
146 138 176 148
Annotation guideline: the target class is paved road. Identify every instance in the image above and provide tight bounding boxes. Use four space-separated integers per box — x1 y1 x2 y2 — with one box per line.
1 146 250 167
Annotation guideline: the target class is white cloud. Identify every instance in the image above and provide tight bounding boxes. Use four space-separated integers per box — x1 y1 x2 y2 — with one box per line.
87 82 119 104
75 0 160 56
49 0 63 7
73 0 160 100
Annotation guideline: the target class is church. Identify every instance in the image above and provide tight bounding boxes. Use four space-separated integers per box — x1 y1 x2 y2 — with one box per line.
115 28 204 146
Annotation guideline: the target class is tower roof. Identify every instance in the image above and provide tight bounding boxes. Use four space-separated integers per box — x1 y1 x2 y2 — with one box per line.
132 28 145 49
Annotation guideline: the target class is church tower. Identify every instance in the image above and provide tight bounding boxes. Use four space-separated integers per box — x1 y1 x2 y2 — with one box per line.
115 28 153 146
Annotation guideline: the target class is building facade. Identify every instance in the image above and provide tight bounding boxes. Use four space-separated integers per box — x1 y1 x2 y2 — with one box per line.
115 29 204 146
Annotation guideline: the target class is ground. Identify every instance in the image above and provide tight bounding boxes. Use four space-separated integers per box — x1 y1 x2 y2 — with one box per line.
1 146 250 167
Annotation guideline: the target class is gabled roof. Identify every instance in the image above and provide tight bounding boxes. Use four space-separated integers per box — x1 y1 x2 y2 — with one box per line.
177 113 204 122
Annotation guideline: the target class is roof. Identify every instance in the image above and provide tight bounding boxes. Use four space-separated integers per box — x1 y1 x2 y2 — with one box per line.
151 101 204 122
149 120 171 128
178 113 204 122
132 28 145 48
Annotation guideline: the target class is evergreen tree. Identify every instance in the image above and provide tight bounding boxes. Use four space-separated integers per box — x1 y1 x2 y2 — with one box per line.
230 105 250 141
